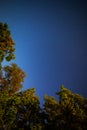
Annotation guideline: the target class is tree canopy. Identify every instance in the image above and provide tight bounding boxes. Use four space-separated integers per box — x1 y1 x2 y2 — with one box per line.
0 22 15 63
0 22 87 130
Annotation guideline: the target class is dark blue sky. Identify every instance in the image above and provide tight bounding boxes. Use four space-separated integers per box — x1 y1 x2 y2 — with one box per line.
0 0 87 101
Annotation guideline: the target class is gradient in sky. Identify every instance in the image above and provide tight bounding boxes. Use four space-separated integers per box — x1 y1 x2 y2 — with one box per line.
0 0 87 102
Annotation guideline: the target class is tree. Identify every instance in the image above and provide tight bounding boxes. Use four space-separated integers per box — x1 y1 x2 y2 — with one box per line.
0 22 26 129
0 22 87 130
0 22 15 63
0 22 26 95
1 88 40 130
2 63 26 94
57 85 87 129
43 85 87 130
16 88 40 130
43 95 60 130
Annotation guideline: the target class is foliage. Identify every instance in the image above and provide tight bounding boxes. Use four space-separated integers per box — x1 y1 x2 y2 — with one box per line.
2 63 26 94
0 22 87 130
0 22 15 63
43 85 87 130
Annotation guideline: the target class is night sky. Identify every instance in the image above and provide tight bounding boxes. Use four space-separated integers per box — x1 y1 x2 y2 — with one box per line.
0 0 87 102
